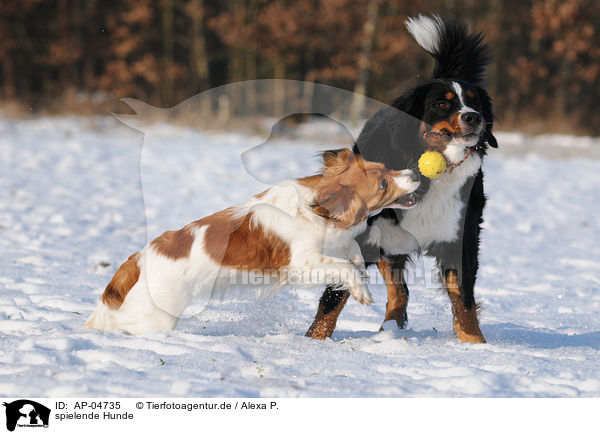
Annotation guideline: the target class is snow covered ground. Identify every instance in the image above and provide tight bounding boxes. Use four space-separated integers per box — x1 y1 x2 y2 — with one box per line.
1 114 599 397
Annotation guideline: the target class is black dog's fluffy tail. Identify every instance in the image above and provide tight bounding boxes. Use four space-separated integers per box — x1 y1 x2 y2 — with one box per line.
405 14 491 86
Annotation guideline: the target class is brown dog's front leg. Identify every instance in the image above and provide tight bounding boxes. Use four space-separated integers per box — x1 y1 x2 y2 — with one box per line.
444 269 486 343
377 258 409 330
305 286 349 340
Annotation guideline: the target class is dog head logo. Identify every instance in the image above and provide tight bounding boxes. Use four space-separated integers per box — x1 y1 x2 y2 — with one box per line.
3 400 50 431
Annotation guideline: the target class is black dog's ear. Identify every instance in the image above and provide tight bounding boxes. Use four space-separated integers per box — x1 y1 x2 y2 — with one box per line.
475 86 498 148
353 82 433 166
391 82 434 119
484 129 498 148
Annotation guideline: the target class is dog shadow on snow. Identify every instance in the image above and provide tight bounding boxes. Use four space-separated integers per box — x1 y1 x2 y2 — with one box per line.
330 324 600 349
481 323 600 350
332 327 441 342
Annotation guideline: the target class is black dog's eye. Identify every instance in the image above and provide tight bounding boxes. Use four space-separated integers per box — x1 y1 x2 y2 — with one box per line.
434 101 450 110
379 179 388 190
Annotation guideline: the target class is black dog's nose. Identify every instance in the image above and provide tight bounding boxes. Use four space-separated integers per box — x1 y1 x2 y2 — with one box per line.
461 111 482 126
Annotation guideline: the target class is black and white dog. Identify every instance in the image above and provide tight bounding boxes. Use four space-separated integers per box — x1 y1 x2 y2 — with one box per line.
306 15 498 343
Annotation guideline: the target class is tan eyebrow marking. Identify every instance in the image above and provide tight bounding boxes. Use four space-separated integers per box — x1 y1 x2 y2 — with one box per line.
466 90 475 99
445 92 455 100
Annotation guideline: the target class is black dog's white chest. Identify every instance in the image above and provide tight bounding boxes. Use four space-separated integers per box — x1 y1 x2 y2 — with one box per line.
400 154 482 248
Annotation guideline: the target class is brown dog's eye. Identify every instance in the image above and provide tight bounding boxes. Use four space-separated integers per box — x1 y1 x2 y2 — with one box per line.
379 179 388 190
434 102 450 110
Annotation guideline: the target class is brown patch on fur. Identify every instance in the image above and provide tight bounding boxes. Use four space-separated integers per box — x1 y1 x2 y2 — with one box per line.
445 91 455 100
197 209 291 270
424 115 463 151
297 174 321 190
150 225 195 260
377 259 408 329
432 115 461 136
430 120 453 130
449 113 461 131
254 190 268 199
466 89 475 99
444 270 486 343
101 252 141 309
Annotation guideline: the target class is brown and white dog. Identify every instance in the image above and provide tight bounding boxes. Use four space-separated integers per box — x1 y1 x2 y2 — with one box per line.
85 148 420 334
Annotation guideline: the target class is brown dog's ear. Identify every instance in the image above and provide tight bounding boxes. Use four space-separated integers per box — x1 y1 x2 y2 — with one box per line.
312 183 367 229
322 148 354 173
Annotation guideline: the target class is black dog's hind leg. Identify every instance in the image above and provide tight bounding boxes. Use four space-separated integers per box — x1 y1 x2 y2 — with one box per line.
377 255 410 330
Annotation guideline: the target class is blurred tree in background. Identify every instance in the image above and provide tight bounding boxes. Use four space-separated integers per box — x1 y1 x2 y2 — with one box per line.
0 0 598 134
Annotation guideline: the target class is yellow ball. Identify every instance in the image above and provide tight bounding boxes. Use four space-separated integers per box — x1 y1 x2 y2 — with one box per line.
418 151 447 179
